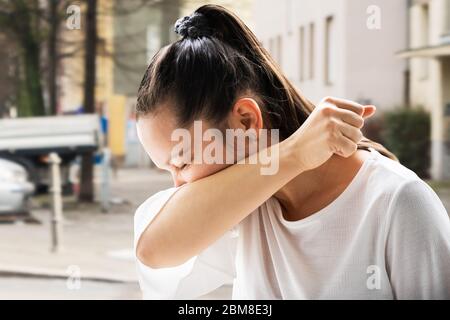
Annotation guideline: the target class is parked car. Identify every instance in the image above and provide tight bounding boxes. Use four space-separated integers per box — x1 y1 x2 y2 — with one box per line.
0 158 34 215
0 114 101 195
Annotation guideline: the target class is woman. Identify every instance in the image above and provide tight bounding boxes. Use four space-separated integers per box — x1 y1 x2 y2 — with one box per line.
134 5 450 299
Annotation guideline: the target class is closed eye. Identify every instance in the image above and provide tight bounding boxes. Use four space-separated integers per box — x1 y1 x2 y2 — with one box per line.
179 164 190 170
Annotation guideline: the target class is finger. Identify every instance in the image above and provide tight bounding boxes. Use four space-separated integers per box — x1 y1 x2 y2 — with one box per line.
362 105 376 119
321 97 364 116
335 134 358 158
334 108 364 128
338 121 363 144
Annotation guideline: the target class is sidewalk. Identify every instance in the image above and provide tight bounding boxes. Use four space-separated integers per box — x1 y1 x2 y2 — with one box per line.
0 166 233 299
0 167 173 292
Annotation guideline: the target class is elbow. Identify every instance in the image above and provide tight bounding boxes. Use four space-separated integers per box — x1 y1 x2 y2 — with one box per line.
136 243 166 269
136 243 188 269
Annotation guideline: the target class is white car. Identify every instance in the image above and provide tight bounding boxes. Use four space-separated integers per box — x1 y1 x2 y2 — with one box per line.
0 158 35 214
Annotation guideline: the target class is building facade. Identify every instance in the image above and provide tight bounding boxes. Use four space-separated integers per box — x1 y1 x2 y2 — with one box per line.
254 0 408 109
399 0 450 180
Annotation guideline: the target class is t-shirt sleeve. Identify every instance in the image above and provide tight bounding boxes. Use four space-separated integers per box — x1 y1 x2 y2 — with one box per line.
134 187 238 300
385 180 450 299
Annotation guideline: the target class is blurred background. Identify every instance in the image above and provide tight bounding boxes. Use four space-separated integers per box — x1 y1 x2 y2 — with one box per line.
0 0 449 299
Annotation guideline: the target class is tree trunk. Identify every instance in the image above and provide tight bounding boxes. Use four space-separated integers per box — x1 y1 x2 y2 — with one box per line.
48 0 59 115
79 0 98 202
16 0 45 118
18 36 45 117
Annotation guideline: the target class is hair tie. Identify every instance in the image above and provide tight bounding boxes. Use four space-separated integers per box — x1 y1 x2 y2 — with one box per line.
174 12 213 39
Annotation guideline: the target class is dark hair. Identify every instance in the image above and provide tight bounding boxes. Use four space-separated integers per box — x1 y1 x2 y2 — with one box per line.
136 4 396 159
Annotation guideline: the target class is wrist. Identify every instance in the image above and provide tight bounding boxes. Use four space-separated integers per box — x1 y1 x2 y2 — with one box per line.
278 137 305 177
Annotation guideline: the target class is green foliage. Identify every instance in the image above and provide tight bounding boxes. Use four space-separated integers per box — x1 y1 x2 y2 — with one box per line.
382 107 431 178
0 0 46 117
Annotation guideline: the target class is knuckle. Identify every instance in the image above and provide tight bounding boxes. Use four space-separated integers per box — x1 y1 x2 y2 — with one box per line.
325 118 337 131
355 105 364 115
326 133 335 145
322 96 334 104
341 149 351 158
321 105 335 117
356 117 364 128
346 144 357 156
339 140 357 158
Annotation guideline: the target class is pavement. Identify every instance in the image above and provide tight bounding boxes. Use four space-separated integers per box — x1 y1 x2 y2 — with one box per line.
0 166 232 299
0 277 142 300
0 168 172 280
0 165 449 299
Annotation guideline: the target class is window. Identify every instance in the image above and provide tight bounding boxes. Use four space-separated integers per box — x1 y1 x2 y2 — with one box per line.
324 16 336 85
299 26 305 82
309 23 315 80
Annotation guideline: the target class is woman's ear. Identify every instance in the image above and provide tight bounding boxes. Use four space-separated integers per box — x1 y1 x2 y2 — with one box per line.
230 98 263 130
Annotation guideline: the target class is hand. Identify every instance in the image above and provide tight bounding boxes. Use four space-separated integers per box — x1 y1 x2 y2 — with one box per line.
290 97 376 171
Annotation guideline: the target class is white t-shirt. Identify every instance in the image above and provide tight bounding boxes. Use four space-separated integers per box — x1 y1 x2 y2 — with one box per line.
134 149 450 299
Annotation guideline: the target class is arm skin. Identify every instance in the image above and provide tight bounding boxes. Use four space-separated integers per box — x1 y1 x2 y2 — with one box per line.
136 136 302 268
136 97 370 268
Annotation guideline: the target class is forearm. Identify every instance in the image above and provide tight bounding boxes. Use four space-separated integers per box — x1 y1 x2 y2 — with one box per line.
137 98 370 268
137 137 303 268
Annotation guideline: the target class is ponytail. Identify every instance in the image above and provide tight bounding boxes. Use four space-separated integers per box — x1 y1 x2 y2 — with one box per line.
196 5 397 161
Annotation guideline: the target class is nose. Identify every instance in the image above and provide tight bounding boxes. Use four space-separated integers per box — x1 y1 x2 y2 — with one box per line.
171 171 186 188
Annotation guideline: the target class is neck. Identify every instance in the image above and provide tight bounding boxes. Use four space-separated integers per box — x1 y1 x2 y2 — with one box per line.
274 151 368 221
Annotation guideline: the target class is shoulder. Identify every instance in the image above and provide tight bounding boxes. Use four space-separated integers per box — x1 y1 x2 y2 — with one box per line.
387 178 449 230
368 150 419 187
363 150 424 200
364 151 450 257
134 187 181 243
361 150 448 224
366 152 450 236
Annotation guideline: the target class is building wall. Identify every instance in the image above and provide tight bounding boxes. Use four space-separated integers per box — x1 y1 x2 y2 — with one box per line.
254 0 407 109
410 0 449 112
254 0 346 104
344 0 407 108
407 0 450 179
433 57 450 179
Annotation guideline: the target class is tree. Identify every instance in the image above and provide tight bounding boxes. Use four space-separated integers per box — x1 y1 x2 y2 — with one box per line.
79 0 98 202
47 0 59 115
0 0 46 116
